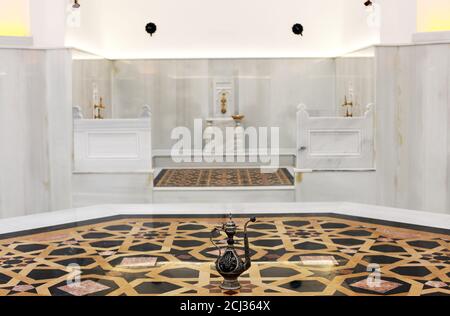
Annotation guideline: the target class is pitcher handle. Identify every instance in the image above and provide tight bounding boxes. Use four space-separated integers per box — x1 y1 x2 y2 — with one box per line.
210 227 223 257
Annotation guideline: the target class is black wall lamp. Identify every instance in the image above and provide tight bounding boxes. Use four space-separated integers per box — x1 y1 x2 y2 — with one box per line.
72 0 80 9
292 23 304 36
145 23 157 36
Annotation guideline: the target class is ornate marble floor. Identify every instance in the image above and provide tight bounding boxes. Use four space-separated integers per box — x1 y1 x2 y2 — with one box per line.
0 214 448 296
154 168 294 187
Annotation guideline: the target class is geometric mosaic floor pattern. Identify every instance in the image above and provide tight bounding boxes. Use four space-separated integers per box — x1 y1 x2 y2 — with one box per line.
0 214 448 296
154 168 294 187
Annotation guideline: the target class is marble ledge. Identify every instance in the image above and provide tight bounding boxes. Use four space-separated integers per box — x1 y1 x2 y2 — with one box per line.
294 168 376 173
73 169 155 175
0 202 449 235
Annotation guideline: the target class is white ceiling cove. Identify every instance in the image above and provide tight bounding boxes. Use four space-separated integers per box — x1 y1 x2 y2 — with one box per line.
66 0 381 59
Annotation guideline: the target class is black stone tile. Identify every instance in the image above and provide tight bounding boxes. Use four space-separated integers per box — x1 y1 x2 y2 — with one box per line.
189 232 215 238
82 232 114 239
248 223 277 230
50 247 86 256
27 269 68 281
421 292 450 296
279 280 326 293
252 239 283 247
321 223 349 229
89 240 123 249
283 221 310 227
172 240 204 248
407 240 440 249
104 225 133 231
235 231 266 238
160 268 200 279
129 242 162 251
370 244 407 253
3 259 22 265
392 266 432 277
14 244 48 253
362 255 403 264
341 230 373 237
55 258 96 267
178 224 207 231
134 281 181 294
331 238 366 246
0 272 12 284
260 267 300 278
294 241 327 250
142 222 170 229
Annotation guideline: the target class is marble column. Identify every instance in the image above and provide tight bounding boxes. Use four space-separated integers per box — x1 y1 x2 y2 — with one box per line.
0 48 72 218
376 44 450 214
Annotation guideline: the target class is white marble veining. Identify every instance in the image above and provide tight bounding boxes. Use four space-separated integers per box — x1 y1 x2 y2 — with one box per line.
295 171 377 204
296 104 375 170
376 44 450 214
108 58 336 151
73 57 377 153
73 118 152 173
0 48 72 218
46 50 73 212
72 59 113 119
335 57 375 117
153 188 296 204
72 173 153 207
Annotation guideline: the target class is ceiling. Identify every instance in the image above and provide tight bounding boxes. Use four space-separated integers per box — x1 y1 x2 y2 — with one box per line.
65 0 380 59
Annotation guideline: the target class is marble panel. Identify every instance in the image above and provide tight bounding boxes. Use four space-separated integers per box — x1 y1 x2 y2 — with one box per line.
72 59 113 119
109 58 335 151
0 48 72 219
335 57 375 117
375 44 450 214
295 171 377 204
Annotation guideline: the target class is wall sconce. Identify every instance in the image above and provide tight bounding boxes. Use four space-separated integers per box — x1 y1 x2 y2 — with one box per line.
145 23 157 36
72 0 80 9
292 23 304 36
364 0 373 7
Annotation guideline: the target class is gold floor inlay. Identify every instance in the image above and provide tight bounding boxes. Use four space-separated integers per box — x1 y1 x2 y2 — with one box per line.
0 215 448 296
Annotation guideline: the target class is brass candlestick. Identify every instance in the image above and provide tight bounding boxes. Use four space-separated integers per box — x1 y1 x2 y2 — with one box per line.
220 92 228 114
94 97 106 119
342 95 353 118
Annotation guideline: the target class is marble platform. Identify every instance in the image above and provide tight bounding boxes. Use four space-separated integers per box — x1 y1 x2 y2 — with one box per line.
1 202 449 235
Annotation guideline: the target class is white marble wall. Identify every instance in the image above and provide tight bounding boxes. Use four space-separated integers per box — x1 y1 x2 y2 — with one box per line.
73 57 378 151
376 44 450 214
72 59 113 119
110 58 336 151
0 48 73 218
296 171 377 204
335 57 375 117
72 173 153 207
